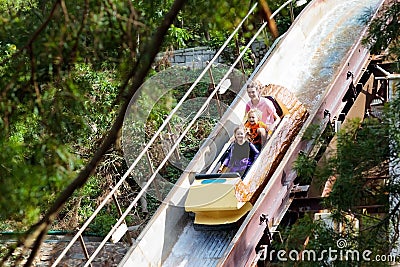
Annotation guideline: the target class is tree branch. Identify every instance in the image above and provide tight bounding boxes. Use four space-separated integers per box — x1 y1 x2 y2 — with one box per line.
21 0 187 265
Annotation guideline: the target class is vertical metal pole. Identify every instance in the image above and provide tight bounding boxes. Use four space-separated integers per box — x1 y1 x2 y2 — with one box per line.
145 150 162 200
207 66 223 118
112 193 133 245
167 122 181 161
235 37 247 75
78 231 93 267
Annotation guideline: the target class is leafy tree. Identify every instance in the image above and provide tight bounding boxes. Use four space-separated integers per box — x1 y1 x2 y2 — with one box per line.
364 1 400 67
0 0 188 265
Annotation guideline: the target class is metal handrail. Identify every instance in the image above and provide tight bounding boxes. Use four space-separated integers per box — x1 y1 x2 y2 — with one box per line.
51 3 260 266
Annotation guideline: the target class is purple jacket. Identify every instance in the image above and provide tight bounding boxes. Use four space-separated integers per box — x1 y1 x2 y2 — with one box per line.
222 141 259 177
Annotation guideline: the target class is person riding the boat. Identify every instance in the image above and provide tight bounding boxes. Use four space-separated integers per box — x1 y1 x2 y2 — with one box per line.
244 109 268 151
218 126 259 178
246 80 280 131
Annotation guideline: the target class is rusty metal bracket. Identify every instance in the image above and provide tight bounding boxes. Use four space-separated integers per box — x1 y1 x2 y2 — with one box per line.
324 109 330 118
259 214 268 225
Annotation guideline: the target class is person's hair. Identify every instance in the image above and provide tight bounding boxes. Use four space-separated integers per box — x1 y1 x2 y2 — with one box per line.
233 126 245 135
247 108 262 120
246 80 262 91
233 125 249 143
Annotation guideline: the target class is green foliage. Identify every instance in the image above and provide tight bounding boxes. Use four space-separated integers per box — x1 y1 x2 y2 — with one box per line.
277 82 400 265
208 33 256 75
387 89 400 159
363 1 400 68
279 213 315 252
0 58 120 227
146 91 177 130
166 24 192 48
0 0 37 12
162 165 182 184
294 122 335 185
73 63 120 144
293 153 317 185
0 116 79 226
89 210 117 237
302 124 321 141
324 118 389 211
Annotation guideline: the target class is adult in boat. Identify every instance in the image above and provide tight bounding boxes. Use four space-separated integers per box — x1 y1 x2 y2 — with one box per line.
218 126 259 178
245 80 280 131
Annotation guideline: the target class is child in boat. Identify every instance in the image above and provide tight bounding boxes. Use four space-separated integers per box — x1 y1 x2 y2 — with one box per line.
244 109 269 151
218 126 259 178
246 80 280 131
